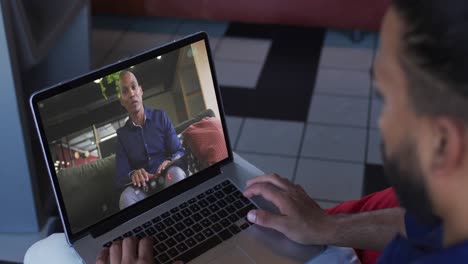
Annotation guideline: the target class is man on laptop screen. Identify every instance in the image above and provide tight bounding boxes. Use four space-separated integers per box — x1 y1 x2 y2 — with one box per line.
116 70 187 210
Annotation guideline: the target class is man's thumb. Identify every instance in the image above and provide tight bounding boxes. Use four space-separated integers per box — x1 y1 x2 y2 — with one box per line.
247 209 284 231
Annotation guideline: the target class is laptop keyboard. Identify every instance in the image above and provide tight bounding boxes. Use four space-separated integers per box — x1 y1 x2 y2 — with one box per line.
103 180 257 264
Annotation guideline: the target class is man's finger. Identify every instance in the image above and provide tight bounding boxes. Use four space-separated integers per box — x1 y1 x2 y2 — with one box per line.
247 209 287 233
140 170 148 183
110 240 122 264
136 170 145 184
163 160 171 170
122 237 137 262
135 173 141 187
246 174 291 191
161 162 167 172
138 237 154 261
157 164 163 175
161 160 171 173
95 248 109 264
132 174 137 186
134 171 141 187
143 170 149 181
139 173 146 187
243 183 289 212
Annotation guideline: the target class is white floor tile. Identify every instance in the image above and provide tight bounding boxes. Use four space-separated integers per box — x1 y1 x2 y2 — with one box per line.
237 152 297 180
301 124 367 162
225 116 243 148
320 47 374 71
314 69 371 97
237 118 304 156
367 129 383 165
295 158 364 201
215 60 263 88
215 37 272 64
308 95 369 127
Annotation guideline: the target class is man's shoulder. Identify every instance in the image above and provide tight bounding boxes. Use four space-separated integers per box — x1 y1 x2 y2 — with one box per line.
116 119 132 135
146 108 168 121
146 107 165 116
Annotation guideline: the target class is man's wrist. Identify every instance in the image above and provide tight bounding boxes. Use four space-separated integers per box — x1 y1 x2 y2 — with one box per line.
306 213 340 245
323 214 340 245
307 208 405 250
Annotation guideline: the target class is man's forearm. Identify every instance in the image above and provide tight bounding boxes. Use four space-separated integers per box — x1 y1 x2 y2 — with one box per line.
326 207 405 251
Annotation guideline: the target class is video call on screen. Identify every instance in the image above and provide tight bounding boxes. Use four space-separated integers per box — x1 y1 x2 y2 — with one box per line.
38 40 229 232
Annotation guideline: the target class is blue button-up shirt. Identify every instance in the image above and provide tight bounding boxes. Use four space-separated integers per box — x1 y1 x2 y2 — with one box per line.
115 108 184 187
378 213 468 263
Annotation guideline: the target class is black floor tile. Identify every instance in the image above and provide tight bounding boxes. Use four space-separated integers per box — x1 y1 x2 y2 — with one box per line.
224 22 278 39
221 23 325 122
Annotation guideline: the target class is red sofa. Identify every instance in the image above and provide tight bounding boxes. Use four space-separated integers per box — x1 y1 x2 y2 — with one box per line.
92 0 391 31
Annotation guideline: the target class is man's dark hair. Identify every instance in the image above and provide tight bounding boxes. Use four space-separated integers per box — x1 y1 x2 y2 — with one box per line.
393 0 468 121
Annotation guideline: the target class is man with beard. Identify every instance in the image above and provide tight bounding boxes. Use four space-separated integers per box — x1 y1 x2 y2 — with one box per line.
242 0 468 263
96 0 468 263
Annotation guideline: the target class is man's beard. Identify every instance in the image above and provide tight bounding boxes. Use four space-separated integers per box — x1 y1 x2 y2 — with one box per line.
381 140 442 226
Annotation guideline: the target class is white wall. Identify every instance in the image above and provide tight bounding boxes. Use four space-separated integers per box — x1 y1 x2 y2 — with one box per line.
191 40 221 119
144 89 180 125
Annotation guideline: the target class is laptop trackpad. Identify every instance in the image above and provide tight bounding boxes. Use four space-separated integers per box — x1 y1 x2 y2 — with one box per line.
207 246 254 264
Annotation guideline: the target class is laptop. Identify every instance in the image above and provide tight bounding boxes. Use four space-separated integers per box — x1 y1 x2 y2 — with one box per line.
30 32 324 263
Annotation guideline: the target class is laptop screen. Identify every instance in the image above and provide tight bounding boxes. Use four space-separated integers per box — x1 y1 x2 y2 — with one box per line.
35 38 230 234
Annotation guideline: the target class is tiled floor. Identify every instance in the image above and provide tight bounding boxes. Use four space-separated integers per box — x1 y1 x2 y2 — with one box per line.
295 158 364 201
236 118 304 156
92 16 387 206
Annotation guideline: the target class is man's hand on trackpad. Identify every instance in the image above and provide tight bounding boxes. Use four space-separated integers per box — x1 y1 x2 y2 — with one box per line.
243 174 336 245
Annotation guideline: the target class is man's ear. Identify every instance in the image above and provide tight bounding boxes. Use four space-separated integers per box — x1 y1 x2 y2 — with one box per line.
432 117 465 176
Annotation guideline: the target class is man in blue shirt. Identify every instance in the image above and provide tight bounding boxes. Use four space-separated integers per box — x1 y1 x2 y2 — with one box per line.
240 0 468 263
116 70 186 209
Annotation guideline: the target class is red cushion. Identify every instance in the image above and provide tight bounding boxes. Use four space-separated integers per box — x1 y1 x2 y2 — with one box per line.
326 187 399 215
182 117 229 168
325 187 400 264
